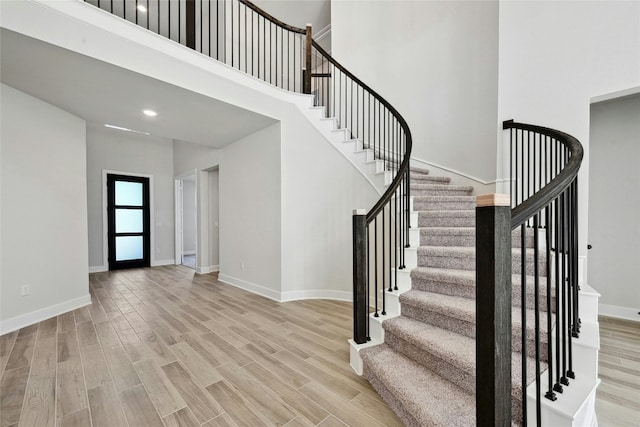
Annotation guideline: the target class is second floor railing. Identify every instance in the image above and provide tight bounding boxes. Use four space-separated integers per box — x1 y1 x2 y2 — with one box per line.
85 0 312 92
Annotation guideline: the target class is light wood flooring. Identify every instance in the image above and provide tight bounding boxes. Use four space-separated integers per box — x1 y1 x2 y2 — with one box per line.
596 316 640 427
3 266 639 427
0 266 403 427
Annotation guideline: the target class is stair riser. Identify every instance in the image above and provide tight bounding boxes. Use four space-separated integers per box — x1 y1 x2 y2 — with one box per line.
363 366 421 427
400 304 549 362
411 178 451 185
384 332 525 421
420 232 535 248
418 216 475 227
409 278 556 310
411 189 473 197
413 201 475 211
418 254 547 275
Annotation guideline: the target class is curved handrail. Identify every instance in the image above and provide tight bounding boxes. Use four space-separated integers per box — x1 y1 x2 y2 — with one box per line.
237 0 306 34
504 120 583 229
311 40 413 223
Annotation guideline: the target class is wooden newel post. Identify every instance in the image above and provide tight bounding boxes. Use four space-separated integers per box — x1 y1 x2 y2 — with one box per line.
476 194 512 427
304 24 313 94
352 209 368 344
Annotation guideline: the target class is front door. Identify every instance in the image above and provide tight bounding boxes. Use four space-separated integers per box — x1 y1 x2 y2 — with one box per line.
107 174 151 270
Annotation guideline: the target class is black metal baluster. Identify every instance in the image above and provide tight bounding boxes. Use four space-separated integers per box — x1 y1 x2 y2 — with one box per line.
374 217 379 317
545 204 557 401
394 182 399 290
533 213 542 427
573 179 581 336
521 222 528 427
382 209 386 315
560 187 569 387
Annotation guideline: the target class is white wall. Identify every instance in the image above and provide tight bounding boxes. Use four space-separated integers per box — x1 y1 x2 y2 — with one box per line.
182 179 196 254
588 94 640 314
86 125 175 268
497 0 640 278
219 123 282 297
280 104 379 300
1 84 89 331
331 0 499 185
173 140 221 177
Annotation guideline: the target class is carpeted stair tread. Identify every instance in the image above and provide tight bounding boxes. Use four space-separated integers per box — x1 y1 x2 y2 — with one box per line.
418 210 475 227
413 196 476 211
399 290 549 342
410 267 553 302
417 245 547 273
383 316 543 396
410 167 431 176
361 344 476 427
418 245 545 260
411 184 474 197
411 175 451 184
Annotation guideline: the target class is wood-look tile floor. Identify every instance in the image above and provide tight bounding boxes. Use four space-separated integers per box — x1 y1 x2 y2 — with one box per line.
0 266 403 427
596 316 640 427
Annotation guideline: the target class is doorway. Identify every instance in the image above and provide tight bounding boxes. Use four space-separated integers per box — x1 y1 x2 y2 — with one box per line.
107 173 151 270
175 174 197 269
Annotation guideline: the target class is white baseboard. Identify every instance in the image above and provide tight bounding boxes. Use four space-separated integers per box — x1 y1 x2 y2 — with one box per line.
152 259 176 267
280 289 352 302
0 294 92 335
195 265 219 274
218 274 281 302
599 303 640 322
89 265 108 273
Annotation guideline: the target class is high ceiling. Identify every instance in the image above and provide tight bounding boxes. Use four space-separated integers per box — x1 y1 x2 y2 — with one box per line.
0 29 277 148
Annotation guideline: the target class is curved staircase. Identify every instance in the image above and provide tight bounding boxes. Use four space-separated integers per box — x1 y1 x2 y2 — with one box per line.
361 167 547 426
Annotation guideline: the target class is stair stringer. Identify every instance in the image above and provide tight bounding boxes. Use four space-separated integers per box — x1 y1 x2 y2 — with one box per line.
301 105 394 196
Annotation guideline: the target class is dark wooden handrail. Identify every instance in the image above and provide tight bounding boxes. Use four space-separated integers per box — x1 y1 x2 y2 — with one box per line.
237 0 306 34
504 120 583 228
311 40 413 223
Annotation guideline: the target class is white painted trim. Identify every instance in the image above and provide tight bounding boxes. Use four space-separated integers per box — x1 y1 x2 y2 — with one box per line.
218 274 281 301
411 156 497 185
152 259 176 267
0 294 91 335
599 303 640 322
591 85 640 104
578 255 586 286
89 265 108 273
175 170 198 268
280 290 352 302
301 107 382 196
175 179 183 265
102 170 155 268
195 265 219 274
314 24 331 42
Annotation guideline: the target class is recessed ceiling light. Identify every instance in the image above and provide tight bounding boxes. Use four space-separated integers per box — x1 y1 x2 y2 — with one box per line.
142 109 157 117
137 5 147 13
104 124 150 135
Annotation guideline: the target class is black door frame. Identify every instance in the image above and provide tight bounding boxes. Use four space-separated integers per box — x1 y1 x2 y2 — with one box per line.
107 174 151 270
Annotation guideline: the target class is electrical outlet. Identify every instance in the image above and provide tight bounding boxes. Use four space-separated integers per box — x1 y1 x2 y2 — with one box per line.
241 261 245 270
21 285 30 296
